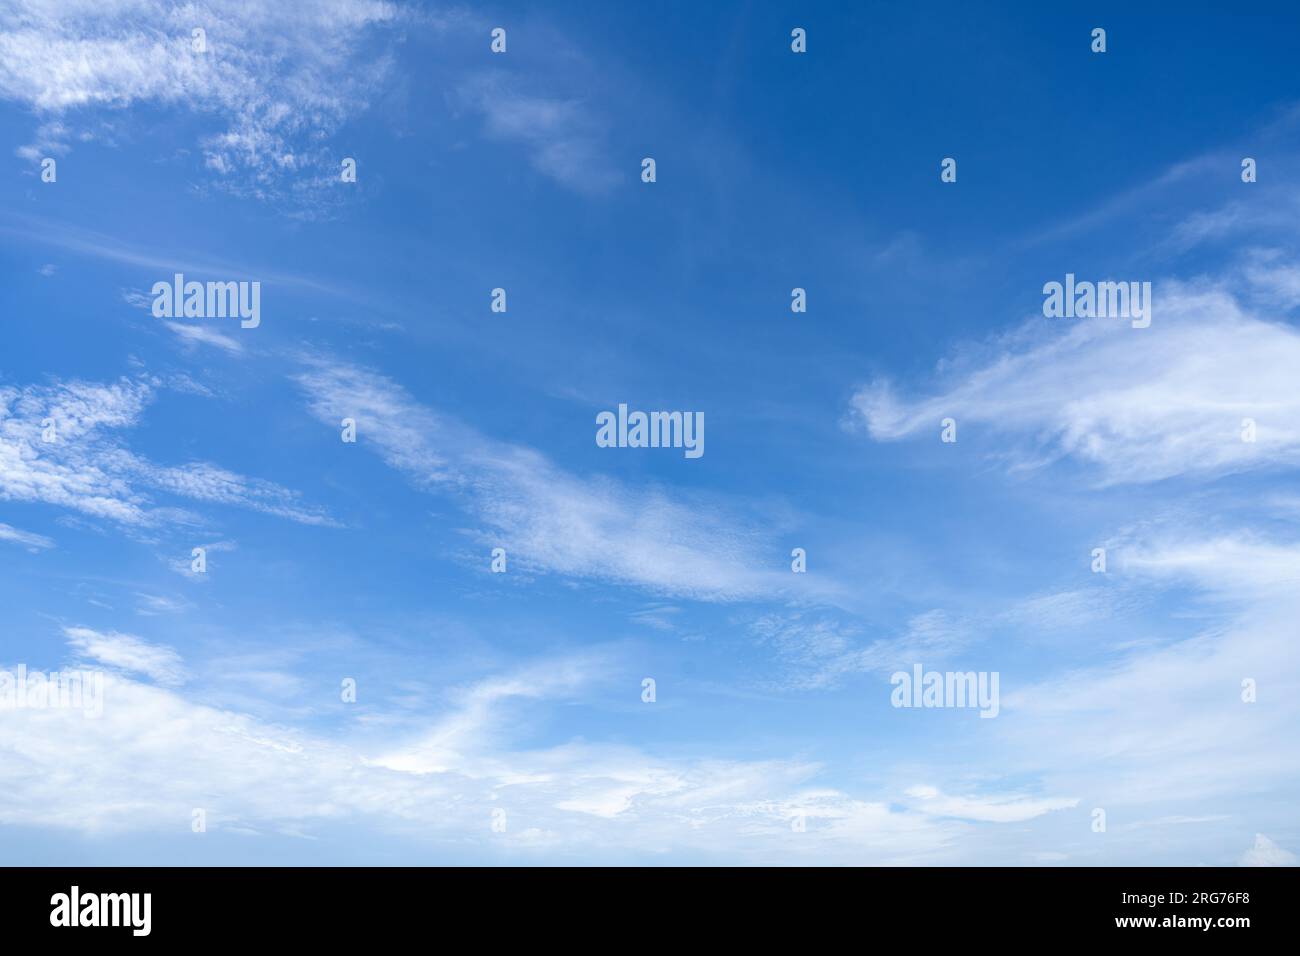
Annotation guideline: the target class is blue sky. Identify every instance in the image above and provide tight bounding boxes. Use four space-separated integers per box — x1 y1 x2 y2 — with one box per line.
1 0 1299 865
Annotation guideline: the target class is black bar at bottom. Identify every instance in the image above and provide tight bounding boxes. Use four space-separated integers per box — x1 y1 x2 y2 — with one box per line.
0 866 1290 942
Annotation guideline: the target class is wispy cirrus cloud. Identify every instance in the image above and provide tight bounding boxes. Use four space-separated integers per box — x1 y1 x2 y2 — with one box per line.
993 531 1300 820
0 376 333 526
0 213 345 297
454 72 620 195
851 281 1300 485
0 627 1068 863
749 609 972 691
163 321 244 355
0 520 53 551
0 0 401 204
293 357 807 601
903 785 1078 824
64 625 186 685
133 592 192 616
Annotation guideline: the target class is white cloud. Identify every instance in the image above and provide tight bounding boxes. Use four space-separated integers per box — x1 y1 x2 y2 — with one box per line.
368 656 607 775
64 626 187 685
904 785 1078 823
1 377 156 524
455 73 619 194
851 282 1300 485
134 593 191 616
627 604 683 632
1242 247 1300 308
1168 192 1300 252
750 609 972 690
0 0 401 202
1118 532 1300 601
0 216 343 299
998 588 1120 633
0 632 978 862
293 357 803 601
0 520 53 550
0 375 333 527
1239 833 1298 867
164 321 244 355
992 532 1300 823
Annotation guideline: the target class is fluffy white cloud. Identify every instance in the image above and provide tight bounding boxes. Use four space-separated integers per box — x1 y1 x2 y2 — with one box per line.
1239 833 1298 867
